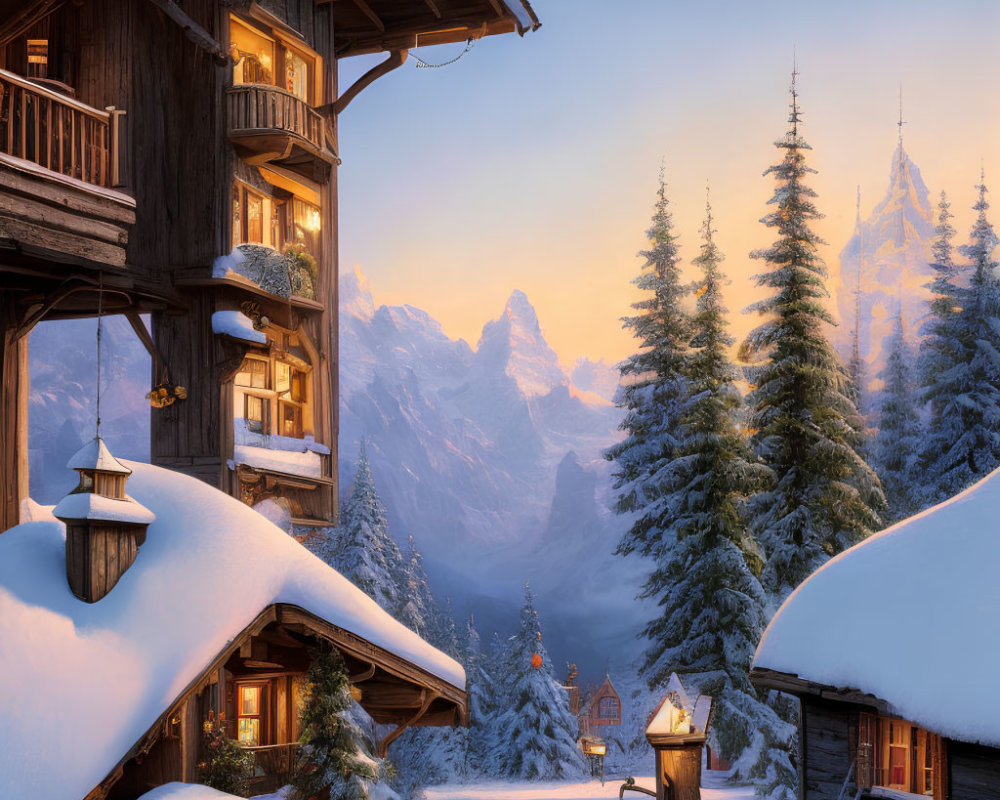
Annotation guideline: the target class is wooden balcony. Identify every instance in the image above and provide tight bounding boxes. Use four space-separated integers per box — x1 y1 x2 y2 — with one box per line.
0 68 134 270
227 84 338 182
244 742 299 793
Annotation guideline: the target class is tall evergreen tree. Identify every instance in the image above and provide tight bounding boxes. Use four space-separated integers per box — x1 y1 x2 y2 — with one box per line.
873 310 921 523
741 74 883 601
918 178 1000 502
397 535 439 641
634 196 793 793
333 443 408 613
463 614 493 777
492 583 586 780
607 166 692 558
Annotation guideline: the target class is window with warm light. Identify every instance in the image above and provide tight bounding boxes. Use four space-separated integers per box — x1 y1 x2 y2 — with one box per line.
237 683 266 746
235 345 312 441
230 15 320 106
859 714 942 798
230 18 275 86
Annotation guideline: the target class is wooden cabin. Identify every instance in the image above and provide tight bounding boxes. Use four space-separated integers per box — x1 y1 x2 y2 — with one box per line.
0 458 469 799
0 0 539 533
751 467 1000 800
577 672 621 738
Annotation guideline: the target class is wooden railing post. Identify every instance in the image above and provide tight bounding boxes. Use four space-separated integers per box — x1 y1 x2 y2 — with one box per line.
105 106 125 188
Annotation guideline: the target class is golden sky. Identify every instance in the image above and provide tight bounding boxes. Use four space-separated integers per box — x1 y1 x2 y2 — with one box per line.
337 0 1000 367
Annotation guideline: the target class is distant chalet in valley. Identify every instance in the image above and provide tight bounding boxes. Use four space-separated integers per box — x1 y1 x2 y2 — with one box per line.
0 0 539 533
752 467 1000 800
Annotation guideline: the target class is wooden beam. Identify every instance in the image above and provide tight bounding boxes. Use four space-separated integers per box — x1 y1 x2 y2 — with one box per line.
350 662 376 684
349 0 385 33
145 0 228 64
422 0 443 19
377 689 438 757
318 49 408 117
750 668 890 713
485 0 505 18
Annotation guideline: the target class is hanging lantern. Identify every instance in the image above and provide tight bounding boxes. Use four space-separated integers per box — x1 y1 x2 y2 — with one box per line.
531 652 542 669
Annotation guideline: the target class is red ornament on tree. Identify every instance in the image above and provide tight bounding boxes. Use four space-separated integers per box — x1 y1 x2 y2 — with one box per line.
531 652 543 669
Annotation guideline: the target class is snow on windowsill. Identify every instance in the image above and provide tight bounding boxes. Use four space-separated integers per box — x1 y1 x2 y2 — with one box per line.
234 418 331 455
212 310 266 345
230 444 323 479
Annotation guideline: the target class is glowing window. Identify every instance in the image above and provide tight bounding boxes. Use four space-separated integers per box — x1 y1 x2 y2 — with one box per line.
237 684 263 747
231 19 275 85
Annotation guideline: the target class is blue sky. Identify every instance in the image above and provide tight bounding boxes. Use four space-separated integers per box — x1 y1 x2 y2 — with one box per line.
336 0 1000 365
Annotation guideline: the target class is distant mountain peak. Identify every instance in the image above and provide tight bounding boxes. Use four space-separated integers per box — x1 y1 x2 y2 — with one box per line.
836 141 935 408
477 291 567 398
341 264 375 320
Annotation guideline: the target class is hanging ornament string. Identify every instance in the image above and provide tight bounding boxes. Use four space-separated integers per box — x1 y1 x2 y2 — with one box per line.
412 37 475 69
96 272 103 440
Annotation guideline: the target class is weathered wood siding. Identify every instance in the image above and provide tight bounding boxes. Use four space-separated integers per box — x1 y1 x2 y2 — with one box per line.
65 523 142 603
151 292 224 481
949 740 1000 800
0 299 28 533
801 698 854 800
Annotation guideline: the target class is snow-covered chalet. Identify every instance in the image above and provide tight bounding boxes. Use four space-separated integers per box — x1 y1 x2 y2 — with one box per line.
1 453 469 799
752 468 1000 800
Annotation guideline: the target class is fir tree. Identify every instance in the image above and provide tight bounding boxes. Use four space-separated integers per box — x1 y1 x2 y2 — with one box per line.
292 647 389 800
741 74 883 601
634 195 791 789
607 166 692 558
872 310 921 523
397 535 439 641
918 178 1000 502
334 443 408 613
492 584 586 780
463 615 492 777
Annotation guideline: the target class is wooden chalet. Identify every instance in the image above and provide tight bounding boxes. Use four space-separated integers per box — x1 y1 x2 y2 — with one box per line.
0 0 539 533
577 671 621 738
751 468 1000 800
0 456 471 799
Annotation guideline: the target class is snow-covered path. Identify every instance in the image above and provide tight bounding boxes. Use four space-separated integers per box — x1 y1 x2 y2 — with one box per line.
425 770 755 800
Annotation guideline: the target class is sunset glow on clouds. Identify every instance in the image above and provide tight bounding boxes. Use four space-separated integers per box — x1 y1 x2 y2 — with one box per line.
336 0 1000 366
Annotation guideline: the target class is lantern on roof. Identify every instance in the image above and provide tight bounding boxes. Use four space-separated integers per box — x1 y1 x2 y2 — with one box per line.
53 437 155 603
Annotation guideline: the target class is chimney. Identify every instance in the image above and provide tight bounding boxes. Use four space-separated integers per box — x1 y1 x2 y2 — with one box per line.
53 437 155 603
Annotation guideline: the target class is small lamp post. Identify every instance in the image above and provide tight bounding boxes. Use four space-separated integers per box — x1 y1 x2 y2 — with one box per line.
581 738 607 785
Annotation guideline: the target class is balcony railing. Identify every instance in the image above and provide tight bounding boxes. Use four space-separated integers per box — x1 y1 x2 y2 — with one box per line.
228 84 329 151
243 742 299 791
0 68 123 188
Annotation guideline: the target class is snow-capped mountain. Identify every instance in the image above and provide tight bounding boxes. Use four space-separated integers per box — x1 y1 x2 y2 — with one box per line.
339 268 638 674
836 142 935 402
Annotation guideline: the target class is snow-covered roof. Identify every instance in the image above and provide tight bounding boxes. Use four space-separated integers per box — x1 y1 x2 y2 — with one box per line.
212 309 267 345
0 461 464 800
67 436 131 474
754 466 1000 747
52 491 156 525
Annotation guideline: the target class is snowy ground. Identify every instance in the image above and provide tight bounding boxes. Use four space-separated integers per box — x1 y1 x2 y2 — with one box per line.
425 770 755 800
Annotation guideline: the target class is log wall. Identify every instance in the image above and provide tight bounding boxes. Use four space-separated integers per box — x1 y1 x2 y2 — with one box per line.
949 740 1000 800
801 698 854 800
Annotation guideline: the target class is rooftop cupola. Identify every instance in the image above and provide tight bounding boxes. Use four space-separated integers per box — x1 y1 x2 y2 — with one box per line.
53 437 155 603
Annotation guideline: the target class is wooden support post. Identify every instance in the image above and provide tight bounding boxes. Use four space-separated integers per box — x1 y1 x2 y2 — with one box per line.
0 299 29 534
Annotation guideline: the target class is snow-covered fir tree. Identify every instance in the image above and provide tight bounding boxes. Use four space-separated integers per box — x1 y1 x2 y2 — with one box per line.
632 196 793 793
917 178 1000 503
741 74 883 602
872 310 921 523
491 583 586 780
607 166 692 558
331 443 408 613
396 535 439 641
463 615 493 777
